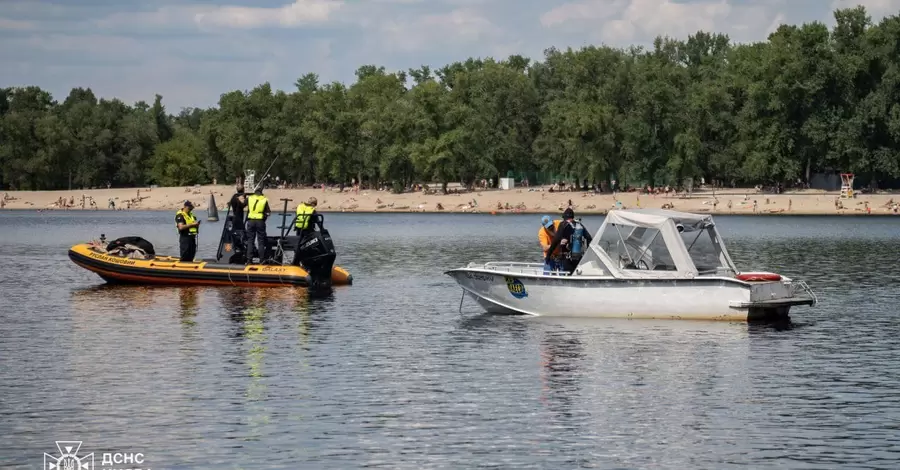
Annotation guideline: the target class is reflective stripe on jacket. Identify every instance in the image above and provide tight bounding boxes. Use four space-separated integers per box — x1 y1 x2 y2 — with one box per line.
247 195 268 220
176 210 198 235
295 203 315 229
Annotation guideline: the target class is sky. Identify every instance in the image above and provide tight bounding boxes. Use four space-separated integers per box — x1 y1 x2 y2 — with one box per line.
1 0 898 110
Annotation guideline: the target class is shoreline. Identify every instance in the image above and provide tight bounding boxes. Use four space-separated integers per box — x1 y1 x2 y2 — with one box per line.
2 185 899 217
3 207 899 217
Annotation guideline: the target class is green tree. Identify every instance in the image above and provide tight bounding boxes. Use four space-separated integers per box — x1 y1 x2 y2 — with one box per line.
3 5 900 192
150 128 206 186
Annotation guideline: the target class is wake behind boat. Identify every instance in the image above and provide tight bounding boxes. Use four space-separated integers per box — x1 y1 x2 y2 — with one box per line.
446 208 817 321
69 198 352 295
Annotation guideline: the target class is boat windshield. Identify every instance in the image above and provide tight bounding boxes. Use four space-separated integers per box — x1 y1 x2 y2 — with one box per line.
596 223 676 271
679 226 730 274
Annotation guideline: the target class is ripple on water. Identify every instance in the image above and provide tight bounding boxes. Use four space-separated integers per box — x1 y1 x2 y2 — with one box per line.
1 212 899 469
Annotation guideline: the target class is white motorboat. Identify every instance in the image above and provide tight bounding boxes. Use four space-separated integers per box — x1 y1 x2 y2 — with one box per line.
445 209 818 321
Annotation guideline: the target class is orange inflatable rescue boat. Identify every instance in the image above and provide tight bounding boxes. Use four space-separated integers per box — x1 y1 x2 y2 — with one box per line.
69 198 352 295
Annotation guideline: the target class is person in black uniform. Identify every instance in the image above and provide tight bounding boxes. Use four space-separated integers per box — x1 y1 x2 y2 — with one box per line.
226 185 248 263
229 185 247 228
245 187 271 263
544 208 592 274
175 200 201 262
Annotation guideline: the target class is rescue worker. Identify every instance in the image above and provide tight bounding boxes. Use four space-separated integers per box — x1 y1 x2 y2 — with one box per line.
229 185 247 228
538 215 562 274
294 197 318 237
175 200 201 262
226 184 248 263
245 187 271 263
544 208 593 274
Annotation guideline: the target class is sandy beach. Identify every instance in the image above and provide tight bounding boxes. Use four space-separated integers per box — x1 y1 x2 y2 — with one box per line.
2 184 900 216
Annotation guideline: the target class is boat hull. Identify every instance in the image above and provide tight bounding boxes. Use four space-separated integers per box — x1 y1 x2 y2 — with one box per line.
446 267 814 322
69 243 352 290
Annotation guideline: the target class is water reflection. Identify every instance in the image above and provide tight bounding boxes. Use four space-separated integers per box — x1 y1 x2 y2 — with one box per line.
202 287 324 440
9 212 900 469
178 287 199 328
214 288 311 314
454 313 531 340
70 284 165 314
538 327 584 425
244 301 269 437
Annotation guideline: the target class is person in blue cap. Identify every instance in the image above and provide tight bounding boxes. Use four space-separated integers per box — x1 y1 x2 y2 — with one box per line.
538 214 562 274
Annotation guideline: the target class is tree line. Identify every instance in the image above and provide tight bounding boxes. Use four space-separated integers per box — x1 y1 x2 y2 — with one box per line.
1 6 898 192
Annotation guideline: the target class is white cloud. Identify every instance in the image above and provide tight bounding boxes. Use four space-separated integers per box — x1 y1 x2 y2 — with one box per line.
0 17 35 30
541 0 791 45
93 6 211 32
615 0 732 41
193 0 344 29
830 0 900 18
88 1 346 34
377 8 499 52
4 0 899 109
5 33 145 63
540 0 626 27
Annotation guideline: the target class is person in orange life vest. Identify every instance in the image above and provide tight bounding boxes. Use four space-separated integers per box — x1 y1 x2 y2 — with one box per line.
539 215 562 273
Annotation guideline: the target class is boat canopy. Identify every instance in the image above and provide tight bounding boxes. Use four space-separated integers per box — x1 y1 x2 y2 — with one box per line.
577 209 738 278
604 208 713 232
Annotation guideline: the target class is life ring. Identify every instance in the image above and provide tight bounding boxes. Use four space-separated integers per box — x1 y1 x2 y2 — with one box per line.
735 272 782 282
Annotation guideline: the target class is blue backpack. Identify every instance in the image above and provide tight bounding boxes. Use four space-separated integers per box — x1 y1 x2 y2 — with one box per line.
569 220 585 259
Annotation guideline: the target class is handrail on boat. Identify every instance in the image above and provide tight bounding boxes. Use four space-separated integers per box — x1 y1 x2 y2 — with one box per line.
470 261 571 276
794 279 819 306
483 261 544 267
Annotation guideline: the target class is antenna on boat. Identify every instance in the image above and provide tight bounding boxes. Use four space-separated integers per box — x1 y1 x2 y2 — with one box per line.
253 155 280 193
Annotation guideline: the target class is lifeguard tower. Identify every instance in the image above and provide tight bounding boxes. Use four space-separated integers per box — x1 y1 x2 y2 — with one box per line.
243 170 256 193
840 173 854 199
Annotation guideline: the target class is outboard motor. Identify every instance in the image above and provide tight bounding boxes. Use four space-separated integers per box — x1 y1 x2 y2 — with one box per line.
291 218 336 294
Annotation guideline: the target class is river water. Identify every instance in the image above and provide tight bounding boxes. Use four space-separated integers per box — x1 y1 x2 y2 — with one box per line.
1 210 899 469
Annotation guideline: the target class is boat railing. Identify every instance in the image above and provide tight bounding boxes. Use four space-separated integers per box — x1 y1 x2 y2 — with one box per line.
792 279 819 305
472 261 571 276
482 261 543 268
